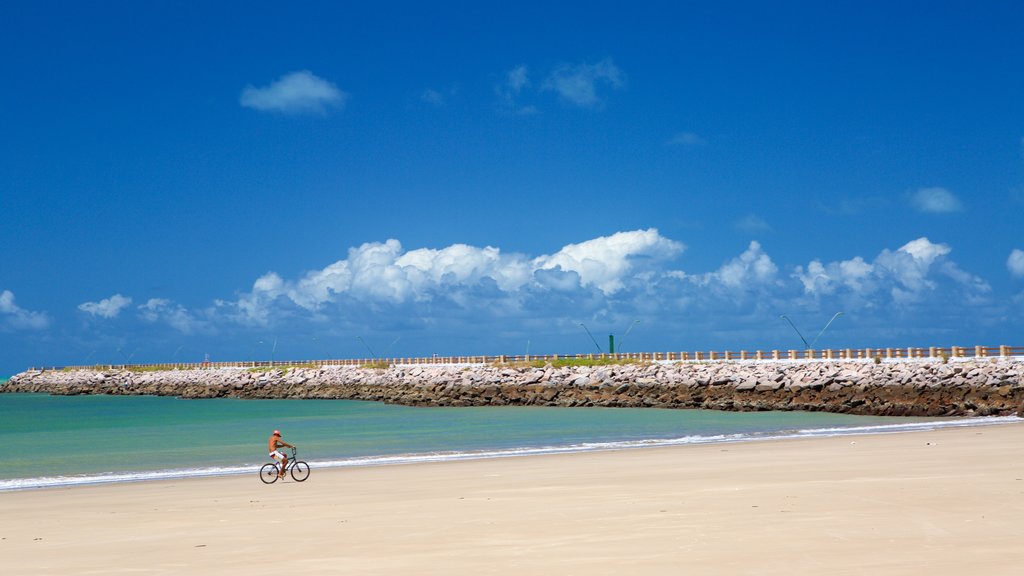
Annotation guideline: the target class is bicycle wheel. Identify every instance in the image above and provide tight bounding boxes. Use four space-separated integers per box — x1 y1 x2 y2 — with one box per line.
290 460 310 482
260 463 280 484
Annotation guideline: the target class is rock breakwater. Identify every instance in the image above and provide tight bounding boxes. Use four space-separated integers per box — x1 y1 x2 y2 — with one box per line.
5 360 1023 417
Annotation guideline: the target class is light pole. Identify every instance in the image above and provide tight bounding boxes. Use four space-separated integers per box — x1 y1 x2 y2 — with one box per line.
780 312 843 349
617 319 642 352
383 337 401 358
779 315 810 349
116 346 139 365
578 323 602 353
357 336 378 360
811 312 843 348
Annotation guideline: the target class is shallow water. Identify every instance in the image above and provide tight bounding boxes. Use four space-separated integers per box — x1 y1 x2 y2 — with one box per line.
2 393 1015 490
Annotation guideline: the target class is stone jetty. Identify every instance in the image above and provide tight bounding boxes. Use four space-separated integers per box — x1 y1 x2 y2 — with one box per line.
5 358 1024 417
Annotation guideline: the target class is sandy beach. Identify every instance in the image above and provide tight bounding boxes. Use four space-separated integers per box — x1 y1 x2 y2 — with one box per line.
3 422 1023 575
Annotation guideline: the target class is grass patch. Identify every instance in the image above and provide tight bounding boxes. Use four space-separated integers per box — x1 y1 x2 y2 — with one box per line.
360 361 391 370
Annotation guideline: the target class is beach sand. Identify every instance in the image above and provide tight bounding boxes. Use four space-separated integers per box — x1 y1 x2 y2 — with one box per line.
3 423 1023 575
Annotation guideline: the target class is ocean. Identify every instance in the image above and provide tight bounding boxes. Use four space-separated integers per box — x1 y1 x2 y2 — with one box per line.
2 393 1017 491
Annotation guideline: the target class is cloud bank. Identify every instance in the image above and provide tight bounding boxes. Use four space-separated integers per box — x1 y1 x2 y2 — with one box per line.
23 231 1015 359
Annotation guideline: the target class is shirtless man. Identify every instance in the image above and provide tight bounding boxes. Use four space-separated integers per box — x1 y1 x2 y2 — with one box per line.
268 430 295 479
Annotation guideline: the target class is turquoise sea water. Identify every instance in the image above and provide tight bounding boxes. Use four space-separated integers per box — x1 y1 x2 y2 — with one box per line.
1 393 1017 491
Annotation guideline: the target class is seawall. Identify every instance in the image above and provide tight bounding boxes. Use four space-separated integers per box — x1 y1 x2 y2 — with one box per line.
5 359 1023 417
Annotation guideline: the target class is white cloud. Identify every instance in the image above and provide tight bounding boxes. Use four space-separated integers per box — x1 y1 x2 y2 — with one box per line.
668 132 706 146
78 294 132 318
138 298 204 334
1008 249 1024 278
227 229 684 323
734 214 772 234
496 65 537 115
160 230 1005 346
0 289 50 330
793 237 988 306
542 59 624 108
910 187 962 213
700 241 778 289
506 65 530 93
240 70 347 115
534 230 684 293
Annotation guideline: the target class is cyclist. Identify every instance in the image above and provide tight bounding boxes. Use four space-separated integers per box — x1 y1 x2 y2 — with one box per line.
267 430 295 479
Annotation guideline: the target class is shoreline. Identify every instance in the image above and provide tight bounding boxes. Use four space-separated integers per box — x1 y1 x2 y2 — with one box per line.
4 412 1020 493
4 422 1024 575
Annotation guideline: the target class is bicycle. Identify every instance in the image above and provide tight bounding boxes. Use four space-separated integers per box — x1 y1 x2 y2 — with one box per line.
260 447 310 484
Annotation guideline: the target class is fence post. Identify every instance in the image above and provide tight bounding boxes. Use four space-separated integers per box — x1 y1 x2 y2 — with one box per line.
756 350 764 360
1001 345 1010 357
975 345 984 358
772 350 780 360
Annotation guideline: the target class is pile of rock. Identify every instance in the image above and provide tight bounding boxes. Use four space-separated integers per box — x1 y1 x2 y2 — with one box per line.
5 359 1022 417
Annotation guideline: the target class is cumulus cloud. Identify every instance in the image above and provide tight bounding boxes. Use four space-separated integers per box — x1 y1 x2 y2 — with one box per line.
94 225 1005 359
910 187 962 213
698 241 778 289
542 59 624 108
1009 249 1024 278
534 230 684 293
78 294 132 318
240 70 347 115
226 229 682 324
0 290 50 331
793 237 989 306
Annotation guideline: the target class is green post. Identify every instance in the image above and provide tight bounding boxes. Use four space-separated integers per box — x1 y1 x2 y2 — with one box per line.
608 334 615 354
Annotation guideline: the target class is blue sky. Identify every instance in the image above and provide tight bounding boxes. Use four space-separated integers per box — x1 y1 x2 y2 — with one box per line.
2 1 1023 375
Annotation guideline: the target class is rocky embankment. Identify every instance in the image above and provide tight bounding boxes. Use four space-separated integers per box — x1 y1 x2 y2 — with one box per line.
4 360 1023 417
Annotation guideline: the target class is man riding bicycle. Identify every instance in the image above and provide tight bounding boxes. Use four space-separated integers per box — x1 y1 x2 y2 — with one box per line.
268 430 295 479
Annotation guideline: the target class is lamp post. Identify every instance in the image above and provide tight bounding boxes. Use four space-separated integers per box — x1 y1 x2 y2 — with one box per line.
578 323 602 353
779 315 810 349
780 312 843 350
357 336 378 361
383 337 401 358
116 346 139 365
811 312 843 348
617 319 642 353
